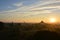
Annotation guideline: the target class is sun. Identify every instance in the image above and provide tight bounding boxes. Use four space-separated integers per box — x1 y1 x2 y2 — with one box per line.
49 18 56 23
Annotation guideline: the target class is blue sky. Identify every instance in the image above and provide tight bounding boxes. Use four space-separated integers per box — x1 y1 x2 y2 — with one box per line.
0 0 39 11
0 0 60 23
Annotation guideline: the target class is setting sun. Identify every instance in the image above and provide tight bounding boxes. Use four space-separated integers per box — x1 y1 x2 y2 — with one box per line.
49 18 57 23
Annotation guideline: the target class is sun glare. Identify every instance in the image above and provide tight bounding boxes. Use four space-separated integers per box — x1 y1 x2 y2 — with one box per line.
49 18 56 23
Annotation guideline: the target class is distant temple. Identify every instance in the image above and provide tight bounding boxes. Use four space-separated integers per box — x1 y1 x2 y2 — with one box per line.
40 21 44 23
39 21 46 27
39 21 46 25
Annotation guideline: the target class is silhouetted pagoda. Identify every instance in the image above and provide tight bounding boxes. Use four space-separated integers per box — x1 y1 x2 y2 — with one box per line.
39 21 46 27
40 21 44 23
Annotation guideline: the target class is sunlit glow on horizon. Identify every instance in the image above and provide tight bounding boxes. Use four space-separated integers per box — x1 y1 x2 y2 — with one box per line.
49 18 57 23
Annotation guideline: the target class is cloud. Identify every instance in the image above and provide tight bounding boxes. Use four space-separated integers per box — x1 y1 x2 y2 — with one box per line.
0 0 60 19
13 2 23 7
0 0 60 22
7 6 13 8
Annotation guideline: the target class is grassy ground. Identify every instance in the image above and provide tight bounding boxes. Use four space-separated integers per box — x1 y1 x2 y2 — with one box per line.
0 22 60 40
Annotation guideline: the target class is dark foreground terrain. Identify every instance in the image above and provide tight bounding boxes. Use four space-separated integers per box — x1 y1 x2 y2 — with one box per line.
0 22 60 40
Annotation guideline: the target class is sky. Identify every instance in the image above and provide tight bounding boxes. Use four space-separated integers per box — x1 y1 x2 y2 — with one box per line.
0 0 60 23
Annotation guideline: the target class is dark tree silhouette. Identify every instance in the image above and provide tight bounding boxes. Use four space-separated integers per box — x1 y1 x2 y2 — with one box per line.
0 22 4 30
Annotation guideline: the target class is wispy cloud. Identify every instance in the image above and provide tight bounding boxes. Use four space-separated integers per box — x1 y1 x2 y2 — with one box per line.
13 2 23 7
1 1 60 13
0 0 60 22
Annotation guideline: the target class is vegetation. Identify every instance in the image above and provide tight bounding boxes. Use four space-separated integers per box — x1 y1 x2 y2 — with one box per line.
0 21 60 40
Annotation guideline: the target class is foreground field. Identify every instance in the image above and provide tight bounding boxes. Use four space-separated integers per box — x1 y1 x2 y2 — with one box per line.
0 22 60 40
